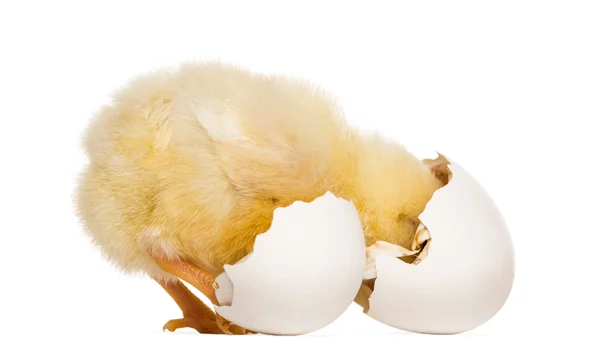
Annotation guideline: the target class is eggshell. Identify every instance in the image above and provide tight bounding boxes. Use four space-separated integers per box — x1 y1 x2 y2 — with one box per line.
213 191 366 335
364 157 515 334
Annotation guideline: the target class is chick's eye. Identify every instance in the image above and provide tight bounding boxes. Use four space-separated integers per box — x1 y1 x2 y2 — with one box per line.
398 213 418 229
397 213 410 223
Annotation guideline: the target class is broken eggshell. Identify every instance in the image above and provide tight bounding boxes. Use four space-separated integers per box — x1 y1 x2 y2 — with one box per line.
363 156 515 335
213 191 366 335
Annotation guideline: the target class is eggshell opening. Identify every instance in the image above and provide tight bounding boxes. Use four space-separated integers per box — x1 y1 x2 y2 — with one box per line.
213 191 367 335
361 155 515 335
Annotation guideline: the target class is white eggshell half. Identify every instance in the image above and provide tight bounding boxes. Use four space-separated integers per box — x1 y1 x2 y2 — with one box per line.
214 191 366 335
365 158 515 334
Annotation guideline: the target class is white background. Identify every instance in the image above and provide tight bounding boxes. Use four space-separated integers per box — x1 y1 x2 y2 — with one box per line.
1 0 598 354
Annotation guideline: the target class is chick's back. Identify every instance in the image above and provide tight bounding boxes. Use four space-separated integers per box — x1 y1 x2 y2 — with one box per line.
75 62 360 280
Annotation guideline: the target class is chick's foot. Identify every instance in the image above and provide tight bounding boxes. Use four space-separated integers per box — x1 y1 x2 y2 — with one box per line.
216 313 254 335
163 315 223 334
152 256 252 335
156 278 224 334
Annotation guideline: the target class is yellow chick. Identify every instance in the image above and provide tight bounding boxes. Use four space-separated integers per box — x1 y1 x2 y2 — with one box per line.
74 60 450 335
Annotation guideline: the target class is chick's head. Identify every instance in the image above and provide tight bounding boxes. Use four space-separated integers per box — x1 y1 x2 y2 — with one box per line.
353 136 451 250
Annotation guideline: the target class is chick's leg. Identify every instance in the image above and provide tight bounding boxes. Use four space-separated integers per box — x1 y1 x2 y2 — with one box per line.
152 256 250 335
155 278 223 334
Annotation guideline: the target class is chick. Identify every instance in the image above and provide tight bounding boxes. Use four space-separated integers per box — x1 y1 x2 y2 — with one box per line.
74 61 450 335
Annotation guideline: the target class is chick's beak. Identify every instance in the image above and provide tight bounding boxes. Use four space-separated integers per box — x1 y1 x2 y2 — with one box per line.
412 223 431 264
397 223 432 265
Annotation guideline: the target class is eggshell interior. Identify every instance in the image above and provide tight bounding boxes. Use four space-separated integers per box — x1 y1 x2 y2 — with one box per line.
214 191 366 335
364 158 515 334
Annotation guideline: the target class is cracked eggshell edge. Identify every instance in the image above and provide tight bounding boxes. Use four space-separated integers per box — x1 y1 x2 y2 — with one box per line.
213 191 367 335
364 156 516 334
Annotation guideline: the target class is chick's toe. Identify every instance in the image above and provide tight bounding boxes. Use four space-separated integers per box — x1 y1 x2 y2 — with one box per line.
156 278 223 334
216 313 254 335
